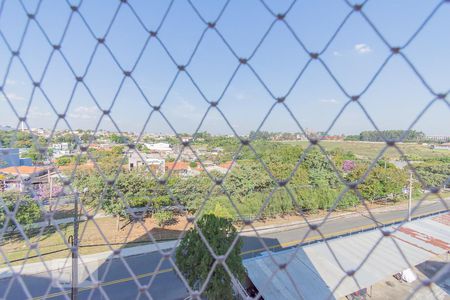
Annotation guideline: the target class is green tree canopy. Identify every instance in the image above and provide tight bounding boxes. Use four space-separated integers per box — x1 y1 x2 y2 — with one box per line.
0 191 41 230
175 214 246 299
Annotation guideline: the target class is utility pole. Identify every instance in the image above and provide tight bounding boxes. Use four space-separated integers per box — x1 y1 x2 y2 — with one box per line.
71 191 79 300
48 170 53 200
408 171 412 222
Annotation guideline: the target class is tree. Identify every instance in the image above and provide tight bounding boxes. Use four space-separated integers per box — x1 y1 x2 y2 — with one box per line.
347 165 409 202
175 214 246 299
356 130 425 142
109 134 128 144
0 191 41 230
223 161 273 199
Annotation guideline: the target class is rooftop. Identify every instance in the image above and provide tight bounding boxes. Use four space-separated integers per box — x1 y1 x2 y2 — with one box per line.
0 166 52 176
165 161 190 171
244 212 450 300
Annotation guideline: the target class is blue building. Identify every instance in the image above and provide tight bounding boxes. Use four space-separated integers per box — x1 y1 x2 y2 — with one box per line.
0 148 32 168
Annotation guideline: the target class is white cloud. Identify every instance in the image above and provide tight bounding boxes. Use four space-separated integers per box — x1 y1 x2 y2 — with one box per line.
333 51 342 56
5 92 25 101
354 43 372 54
319 98 338 104
68 105 101 119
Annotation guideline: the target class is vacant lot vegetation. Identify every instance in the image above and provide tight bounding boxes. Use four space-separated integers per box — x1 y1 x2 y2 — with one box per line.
287 140 450 161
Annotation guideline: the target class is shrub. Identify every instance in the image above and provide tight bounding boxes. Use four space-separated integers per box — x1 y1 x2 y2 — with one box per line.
154 210 174 227
56 156 72 166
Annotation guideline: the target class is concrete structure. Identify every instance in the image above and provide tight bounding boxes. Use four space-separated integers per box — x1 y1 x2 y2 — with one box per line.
244 213 450 300
0 148 32 168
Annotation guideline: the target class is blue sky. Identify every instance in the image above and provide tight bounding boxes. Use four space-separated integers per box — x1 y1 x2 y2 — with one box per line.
0 0 449 136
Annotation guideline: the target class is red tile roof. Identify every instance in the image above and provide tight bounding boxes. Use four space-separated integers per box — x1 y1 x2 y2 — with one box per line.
165 161 189 171
0 166 51 175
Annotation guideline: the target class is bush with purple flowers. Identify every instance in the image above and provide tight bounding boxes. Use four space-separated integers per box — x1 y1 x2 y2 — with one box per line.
342 160 356 173
35 184 64 200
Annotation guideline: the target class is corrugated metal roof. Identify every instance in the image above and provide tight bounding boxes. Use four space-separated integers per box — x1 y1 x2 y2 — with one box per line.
244 212 450 300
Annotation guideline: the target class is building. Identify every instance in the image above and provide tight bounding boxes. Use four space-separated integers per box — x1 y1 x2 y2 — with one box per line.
165 161 190 176
0 148 32 168
52 143 72 157
0 166 55 192
424 135 450 143
144 142 172 152
431 142 450 150
128 152 165 175
243 213 450 300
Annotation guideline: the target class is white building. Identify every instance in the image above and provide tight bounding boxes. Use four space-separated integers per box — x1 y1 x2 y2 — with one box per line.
52 143 72 157
431 142 450 150
128 152 165 175
144 142 172 152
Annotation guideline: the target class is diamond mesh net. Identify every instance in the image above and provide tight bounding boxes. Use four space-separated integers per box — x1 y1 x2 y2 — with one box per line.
0 0 449 299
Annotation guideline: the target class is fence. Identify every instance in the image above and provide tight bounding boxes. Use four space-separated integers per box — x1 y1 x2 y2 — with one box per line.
0 0 449 299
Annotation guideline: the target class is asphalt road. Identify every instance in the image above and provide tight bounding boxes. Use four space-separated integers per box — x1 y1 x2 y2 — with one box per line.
1 199 448 300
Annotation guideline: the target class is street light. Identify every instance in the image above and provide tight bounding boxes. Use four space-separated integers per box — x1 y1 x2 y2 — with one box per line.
408 171 412 222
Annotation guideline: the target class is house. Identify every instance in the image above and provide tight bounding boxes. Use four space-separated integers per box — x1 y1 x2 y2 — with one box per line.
211 147 223 155
128 152 165 175
165 161 190 176
0 148 32 168
0 166 55 192
200 161 237 175
52 143 72 157
144 142 172 152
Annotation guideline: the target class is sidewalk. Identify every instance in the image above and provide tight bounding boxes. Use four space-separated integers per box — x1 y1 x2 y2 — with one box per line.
0 240 177 280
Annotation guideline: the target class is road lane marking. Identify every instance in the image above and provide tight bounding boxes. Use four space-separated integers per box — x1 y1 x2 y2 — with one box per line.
32 208 447 299
32 268 173 300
